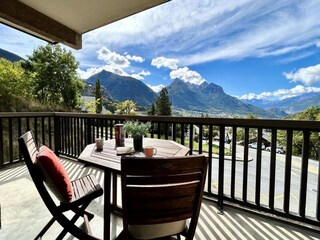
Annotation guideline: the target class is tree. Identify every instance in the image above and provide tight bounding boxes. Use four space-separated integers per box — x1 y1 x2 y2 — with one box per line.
22 44 84 110
147 103 156 115
155 87 171 116
0 59 32 111
95 79 102 113
116 100 137 115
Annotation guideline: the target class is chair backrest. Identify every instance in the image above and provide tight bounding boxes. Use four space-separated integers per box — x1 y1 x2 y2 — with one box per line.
121 155 208 239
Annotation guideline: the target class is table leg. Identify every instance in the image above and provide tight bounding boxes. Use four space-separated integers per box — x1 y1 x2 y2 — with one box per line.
104 169 111 240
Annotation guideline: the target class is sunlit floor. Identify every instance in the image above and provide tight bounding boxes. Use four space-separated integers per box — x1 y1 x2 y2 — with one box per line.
0 159 319 240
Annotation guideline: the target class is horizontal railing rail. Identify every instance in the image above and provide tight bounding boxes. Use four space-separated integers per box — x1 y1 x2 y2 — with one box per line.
1 112 320 230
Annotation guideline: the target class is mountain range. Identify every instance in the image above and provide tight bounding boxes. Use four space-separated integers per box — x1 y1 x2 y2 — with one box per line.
241 92 320 114
84 70 280 118
85 70 157 107
0 48 315 118
0 48 24 62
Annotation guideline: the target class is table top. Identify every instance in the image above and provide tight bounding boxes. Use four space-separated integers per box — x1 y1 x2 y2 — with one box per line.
78 138 190 172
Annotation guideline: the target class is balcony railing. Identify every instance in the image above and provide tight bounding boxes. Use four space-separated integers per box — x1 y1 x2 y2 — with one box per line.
1 112 320 231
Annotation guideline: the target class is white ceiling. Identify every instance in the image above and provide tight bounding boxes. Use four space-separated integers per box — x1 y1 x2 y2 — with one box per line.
1 0 170 49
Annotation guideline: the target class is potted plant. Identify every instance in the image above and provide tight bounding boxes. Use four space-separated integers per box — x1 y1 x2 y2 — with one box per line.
123 121 151 151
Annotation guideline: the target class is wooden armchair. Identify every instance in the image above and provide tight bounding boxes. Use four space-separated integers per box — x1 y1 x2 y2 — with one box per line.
18 131 103 240
117 155 208 240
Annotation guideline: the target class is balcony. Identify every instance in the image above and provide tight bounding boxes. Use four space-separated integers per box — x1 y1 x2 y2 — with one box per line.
1 112 320 239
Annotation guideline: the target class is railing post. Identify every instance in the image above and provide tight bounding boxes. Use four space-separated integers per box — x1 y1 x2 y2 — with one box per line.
86 118 92 144
218 126 225 213
54 115 61 155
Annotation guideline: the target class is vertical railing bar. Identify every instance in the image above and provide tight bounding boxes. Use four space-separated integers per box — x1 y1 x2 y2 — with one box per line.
100 118 104 139
172 123 176 142
207 125 213 194
317 133 320 220
157 122 161 139
218 126 225 211
150 122 154 138
255 128 263 206
8 118 13 163
284 129 293 214
269 128 277 210
104 119 108 140
165 122 169 140
231 126 237 199
0 119 3 167
48 117 52 148
300 130 310 218
109 120 113 139
67 117 71 155
34 117 38 144
198 125 203 154
242 127 249 203
96 118 100 138
41 116 45 145
181 123 185 145
189 124 193 155
18 117 22 161
26 117 30 131
72 118 75 156
76 117 79 156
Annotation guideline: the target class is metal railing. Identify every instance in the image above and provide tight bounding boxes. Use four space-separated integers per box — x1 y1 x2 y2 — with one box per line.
1 112 320 230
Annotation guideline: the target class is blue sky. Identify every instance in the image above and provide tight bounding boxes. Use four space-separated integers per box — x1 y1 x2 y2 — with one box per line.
1 0 320 101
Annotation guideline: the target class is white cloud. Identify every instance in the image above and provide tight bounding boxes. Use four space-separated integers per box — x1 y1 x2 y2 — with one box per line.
80 0 320 67
238 85 320 100
284 64 320 85
97 47 130 67
170 67 206 85
147 84 165 93
78 47 148 80
126 54 145 63
151 57 179 69
316 41 320 47
131 70 151 80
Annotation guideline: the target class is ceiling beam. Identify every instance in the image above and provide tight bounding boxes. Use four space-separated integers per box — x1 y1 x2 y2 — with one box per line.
0 0 82 49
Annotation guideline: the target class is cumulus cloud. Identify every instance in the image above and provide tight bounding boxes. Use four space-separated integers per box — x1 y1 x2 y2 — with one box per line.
147 84 165 93
284 64 320 85
131 70 151 80
79 0 320 67
78 47 149 80
151 57 179 70
126 54 145 62
316 41 320 47
97 47 130 67
170 67 206 85
238 85 320 100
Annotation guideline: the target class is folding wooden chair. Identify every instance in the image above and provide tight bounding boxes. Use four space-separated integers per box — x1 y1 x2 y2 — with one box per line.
18 131 103 240
117 155 208 240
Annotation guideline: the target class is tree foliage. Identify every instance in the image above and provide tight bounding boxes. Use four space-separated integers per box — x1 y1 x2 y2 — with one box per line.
278 106 320 159
155 87 171 116
22 44 84 110
116 100 137 115
0 58 32 111
95 79 102 113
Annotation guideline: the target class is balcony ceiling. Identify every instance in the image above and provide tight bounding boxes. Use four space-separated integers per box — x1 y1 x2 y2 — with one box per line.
0 0 170 49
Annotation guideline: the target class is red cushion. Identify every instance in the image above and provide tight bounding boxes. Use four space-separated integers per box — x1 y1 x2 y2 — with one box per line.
36 146 73 202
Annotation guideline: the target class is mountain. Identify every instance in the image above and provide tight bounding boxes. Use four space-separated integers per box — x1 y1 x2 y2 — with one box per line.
242 92 320 114
0 48 24 62
85 70 157 107
168 79 279 118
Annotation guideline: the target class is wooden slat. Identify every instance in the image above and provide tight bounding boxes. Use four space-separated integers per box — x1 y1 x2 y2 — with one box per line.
269 128 277 210
300 130 310 218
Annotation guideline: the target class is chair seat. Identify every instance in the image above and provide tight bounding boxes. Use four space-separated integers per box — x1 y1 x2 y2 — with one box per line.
71 174 103 202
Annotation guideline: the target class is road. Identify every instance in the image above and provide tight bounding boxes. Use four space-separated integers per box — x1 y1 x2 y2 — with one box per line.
208 142 319 218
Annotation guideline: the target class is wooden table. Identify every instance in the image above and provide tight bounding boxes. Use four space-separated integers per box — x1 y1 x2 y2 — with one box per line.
78 138 189 240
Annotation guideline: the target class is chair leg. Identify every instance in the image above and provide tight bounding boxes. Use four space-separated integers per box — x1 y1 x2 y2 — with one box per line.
56 202 91 239
34 217 55 240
